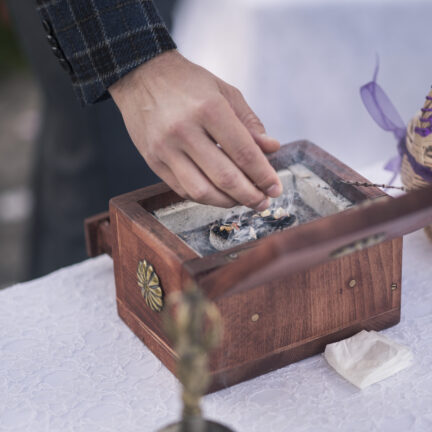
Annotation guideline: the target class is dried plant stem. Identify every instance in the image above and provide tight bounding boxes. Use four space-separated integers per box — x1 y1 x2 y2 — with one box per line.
340 180 406 191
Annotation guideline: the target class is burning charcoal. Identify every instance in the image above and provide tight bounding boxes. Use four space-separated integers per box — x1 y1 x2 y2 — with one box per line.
270 214 297 230
255 214 297 238
209 212 297 251
209 221 243 251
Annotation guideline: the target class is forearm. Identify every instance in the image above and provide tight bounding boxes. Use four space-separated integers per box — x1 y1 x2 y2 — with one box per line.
35 0 176 105
35 0 283 210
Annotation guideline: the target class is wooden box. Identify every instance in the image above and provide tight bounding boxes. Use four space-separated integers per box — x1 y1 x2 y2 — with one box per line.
85 141 432 392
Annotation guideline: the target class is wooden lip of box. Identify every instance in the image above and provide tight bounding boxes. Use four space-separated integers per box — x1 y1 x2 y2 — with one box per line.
85 140 432 393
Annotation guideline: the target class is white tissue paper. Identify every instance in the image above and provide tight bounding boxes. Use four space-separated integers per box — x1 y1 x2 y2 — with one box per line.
324 330 413 389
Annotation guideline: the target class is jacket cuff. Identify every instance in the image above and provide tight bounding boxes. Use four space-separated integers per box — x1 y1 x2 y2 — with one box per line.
36 0 177 105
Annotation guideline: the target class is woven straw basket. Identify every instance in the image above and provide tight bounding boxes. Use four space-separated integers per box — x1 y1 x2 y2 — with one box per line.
401 92 432 241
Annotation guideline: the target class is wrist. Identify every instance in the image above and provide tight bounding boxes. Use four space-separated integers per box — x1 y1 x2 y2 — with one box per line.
109 49 182 107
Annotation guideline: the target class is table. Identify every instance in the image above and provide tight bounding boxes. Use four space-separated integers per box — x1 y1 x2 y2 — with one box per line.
1 228 431 431
173 0 432 170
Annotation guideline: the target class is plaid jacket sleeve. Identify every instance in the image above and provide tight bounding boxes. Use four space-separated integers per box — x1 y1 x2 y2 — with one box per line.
36 0 177 105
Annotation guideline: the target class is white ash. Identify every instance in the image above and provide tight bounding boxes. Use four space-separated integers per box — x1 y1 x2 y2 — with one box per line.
153 165 352 256
288 164 352 215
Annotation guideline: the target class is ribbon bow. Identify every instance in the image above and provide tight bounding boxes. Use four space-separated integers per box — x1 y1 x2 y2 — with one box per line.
360 61 432 184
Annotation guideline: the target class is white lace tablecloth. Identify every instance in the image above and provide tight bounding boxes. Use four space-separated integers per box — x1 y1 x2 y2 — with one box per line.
1 230 432 432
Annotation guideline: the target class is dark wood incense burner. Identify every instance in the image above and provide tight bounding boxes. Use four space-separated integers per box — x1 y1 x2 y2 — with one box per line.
85 141 432 393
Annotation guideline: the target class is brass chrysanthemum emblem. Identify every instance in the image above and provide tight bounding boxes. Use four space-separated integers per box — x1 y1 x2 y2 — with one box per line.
137 260 163 312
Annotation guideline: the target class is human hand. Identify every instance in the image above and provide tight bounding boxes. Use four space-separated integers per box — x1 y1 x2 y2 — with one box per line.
109 50 282 210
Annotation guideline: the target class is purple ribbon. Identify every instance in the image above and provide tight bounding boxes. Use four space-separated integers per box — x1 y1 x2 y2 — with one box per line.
360 62 432 184
416 102 432 137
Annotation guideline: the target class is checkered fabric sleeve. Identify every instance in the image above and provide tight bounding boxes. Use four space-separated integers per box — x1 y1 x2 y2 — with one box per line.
36 0 177 105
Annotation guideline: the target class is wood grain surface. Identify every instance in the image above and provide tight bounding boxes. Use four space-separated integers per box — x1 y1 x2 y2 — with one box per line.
82 141 430 391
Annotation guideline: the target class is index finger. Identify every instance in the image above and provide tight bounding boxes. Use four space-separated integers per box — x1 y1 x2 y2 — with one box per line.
201 98 283 198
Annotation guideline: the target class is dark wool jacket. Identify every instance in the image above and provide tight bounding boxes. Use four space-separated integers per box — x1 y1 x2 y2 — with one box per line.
36 0 176 105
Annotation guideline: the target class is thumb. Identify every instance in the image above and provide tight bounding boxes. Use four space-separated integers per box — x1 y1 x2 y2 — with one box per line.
220 83 281 154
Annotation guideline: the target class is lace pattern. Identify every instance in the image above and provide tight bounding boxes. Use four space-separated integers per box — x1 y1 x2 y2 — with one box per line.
1 231 431 431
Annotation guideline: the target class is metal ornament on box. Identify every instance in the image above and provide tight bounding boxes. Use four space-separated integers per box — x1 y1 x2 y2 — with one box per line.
137 260 164 312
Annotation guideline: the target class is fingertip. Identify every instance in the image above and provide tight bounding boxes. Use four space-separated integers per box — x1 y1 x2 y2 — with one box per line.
266 183 283 198
260 132 279 142
255 198 271 212
256 133 281 153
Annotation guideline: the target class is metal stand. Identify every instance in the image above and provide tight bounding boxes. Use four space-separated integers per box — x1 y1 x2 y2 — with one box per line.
160 417 234 432
158 284 235 432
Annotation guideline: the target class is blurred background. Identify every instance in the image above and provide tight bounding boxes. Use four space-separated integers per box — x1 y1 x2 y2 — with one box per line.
1 0 431 288
0 1 37 288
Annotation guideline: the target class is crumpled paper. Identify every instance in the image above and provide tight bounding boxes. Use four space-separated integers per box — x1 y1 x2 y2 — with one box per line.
324 330 413 389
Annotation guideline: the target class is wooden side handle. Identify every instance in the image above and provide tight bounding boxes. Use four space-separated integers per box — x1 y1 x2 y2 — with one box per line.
84 211 112 257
